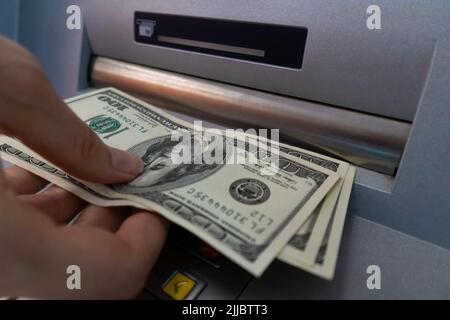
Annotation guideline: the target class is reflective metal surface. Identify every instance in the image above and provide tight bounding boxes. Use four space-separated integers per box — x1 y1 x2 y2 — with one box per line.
91 57 411 175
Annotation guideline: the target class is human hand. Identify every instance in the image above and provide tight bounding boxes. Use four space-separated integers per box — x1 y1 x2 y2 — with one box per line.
0 36 168 299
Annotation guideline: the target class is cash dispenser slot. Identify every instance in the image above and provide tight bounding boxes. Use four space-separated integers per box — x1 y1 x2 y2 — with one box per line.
90 56 411 175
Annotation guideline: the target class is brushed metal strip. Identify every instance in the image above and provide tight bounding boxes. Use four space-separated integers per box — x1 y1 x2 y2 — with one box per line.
90 56 411 175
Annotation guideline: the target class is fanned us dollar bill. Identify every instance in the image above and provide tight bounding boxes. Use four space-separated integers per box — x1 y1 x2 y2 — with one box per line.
0 88 340 277
234 133 352 279
277 144 350 269
279 166 356 279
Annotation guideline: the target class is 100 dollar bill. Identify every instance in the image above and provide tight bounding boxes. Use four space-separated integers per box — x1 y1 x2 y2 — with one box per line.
277 144 349 267
240 134 350 277
0 88 339 276
279 166 356 279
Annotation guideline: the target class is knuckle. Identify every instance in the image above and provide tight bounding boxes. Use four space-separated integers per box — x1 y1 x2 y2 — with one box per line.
0 43 41 80
108 251 149 299
122 264 149 299
76 129 102 163
47 186 70 203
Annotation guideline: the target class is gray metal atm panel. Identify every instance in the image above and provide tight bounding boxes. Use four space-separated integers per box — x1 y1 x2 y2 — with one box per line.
240 215 450 299
85 0 439 122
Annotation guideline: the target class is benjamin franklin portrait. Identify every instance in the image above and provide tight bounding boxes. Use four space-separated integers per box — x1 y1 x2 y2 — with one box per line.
113 134 228 194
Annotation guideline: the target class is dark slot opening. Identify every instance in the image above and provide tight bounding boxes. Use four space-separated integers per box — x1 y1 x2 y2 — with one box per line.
135 12 308 69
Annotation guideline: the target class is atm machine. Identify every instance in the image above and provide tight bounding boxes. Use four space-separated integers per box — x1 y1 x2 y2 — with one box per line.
2 0 450 299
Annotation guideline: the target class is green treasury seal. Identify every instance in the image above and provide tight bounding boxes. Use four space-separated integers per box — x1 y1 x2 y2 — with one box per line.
89 116 121 134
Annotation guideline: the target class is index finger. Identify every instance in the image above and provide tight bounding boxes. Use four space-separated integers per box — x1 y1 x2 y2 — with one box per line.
0 36 142 184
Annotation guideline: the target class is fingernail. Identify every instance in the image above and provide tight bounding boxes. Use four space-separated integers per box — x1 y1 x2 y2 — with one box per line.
110 147 144 176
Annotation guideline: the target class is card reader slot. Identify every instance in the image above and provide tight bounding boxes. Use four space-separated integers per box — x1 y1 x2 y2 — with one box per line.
90 56 411 175
157 35 266 58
